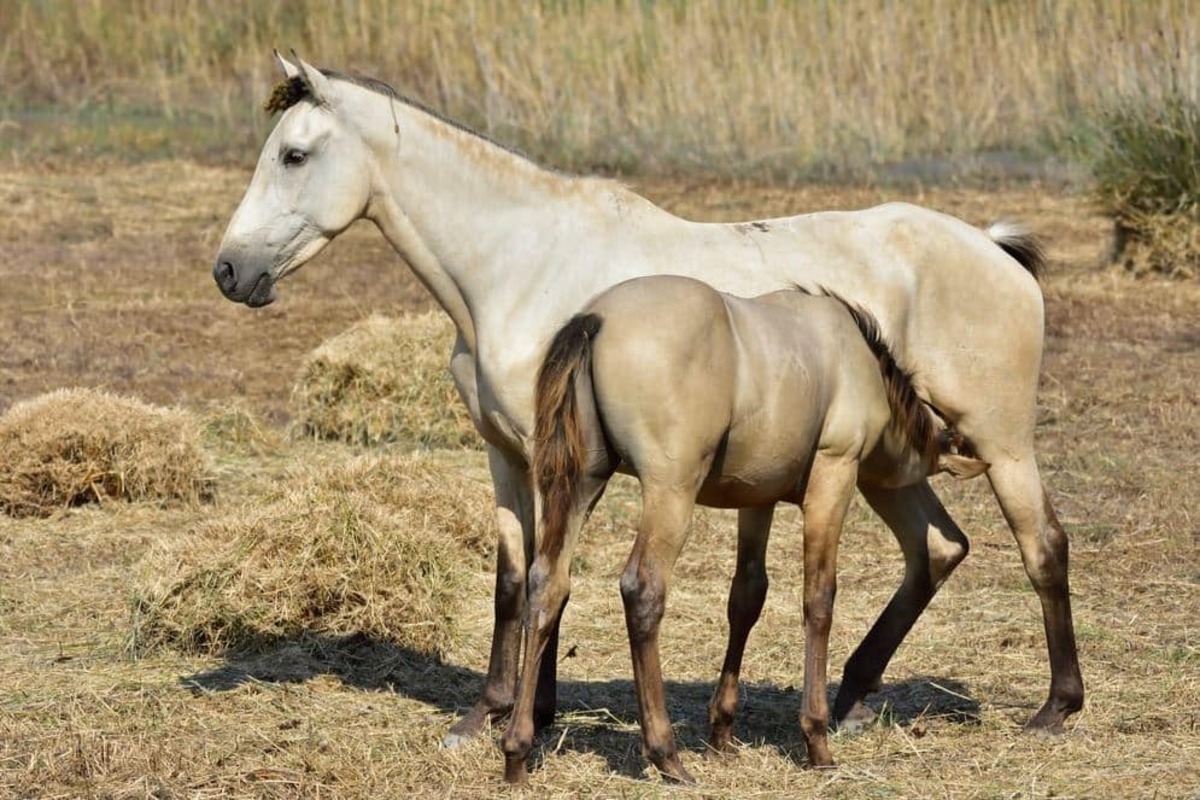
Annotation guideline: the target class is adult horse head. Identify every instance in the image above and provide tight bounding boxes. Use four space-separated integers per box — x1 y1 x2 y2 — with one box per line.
213 54 374 307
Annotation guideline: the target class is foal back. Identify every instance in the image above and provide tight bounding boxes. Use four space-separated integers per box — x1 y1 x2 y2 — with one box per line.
580 276 912 506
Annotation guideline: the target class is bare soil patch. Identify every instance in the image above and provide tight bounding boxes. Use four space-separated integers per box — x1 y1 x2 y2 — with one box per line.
0 161 1197 798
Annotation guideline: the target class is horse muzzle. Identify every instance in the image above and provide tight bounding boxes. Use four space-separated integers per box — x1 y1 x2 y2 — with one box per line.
212 258 277 307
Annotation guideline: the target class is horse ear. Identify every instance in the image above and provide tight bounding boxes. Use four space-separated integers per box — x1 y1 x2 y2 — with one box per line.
274 49 300 79
294 55 334 106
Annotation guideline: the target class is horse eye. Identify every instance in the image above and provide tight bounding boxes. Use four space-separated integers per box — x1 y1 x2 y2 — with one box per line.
282 149 307 166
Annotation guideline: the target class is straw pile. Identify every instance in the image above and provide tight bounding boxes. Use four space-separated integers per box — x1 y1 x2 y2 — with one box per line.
291 312 479 448
132 453 495 660
0 388 214 518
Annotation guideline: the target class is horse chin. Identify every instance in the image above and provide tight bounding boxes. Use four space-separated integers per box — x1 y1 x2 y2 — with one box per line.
245 273 277 307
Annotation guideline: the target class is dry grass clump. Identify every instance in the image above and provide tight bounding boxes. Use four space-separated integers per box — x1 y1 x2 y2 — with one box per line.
291 312 479 449
132 453 494 660
0 387 214 518
1111 211 1200 279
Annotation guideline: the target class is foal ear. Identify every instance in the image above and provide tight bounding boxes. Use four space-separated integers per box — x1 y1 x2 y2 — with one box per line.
273 49 301 79
294 55 335 106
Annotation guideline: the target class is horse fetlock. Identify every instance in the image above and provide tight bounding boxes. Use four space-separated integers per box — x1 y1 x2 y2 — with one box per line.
500 721 534 768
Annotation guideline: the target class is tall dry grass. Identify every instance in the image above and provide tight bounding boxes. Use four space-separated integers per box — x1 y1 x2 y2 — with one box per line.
2 0 1197 177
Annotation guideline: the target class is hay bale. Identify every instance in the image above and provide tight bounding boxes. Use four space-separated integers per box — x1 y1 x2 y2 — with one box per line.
0 388 214 518
132 453 495 661
291 312 480 448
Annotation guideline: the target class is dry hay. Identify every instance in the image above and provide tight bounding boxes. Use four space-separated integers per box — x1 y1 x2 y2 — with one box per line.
0 387 214 518
1111 210 1200 279
132 453 496 662
291 312 480 448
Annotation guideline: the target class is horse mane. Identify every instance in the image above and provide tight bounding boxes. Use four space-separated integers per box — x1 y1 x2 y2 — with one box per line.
807 288 941 470
263 70 529 160
987 221 1046 280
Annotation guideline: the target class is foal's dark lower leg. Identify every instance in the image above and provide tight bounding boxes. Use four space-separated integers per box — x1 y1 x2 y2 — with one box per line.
834 481 968 729
707 505 773 755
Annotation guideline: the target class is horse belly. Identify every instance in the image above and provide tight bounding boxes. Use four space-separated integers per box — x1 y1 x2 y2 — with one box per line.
695 423 819 508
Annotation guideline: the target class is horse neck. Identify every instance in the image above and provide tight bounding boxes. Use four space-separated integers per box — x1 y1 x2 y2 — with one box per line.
360 97 653 345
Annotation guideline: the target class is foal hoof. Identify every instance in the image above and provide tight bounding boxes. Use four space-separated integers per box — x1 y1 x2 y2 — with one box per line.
656 758 696 785
834 700 877 736
503 755 529 784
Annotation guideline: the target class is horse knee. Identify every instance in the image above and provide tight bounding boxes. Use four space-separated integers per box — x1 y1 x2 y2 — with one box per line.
620 563 666 643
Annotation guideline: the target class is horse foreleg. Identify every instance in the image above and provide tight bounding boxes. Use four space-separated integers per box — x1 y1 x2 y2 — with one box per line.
445 446 535 747
985 455 1084 732
833 480 969 731
621 488 697 784
798 454 856 768
707 504 775 756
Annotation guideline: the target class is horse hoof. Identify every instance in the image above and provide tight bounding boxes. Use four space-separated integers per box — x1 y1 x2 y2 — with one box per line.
834 701 877 736
657 758 696 784
503 755 529 784
1023 717 1066 737
441 731 470 749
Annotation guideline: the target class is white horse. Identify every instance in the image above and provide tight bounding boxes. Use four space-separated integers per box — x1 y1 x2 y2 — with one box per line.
213 54 1082 747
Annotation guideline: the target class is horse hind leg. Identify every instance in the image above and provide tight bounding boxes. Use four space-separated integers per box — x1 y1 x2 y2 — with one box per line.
707 504 775 756
620 485 702 784
834 480 969 732
983 453 1083 731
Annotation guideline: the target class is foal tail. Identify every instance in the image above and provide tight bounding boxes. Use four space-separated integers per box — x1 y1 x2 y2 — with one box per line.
533 313 604 555
828 293 989 480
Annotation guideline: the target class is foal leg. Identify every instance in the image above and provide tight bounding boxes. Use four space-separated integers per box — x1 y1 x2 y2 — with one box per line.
833 480 969 731
621 487 700 784
798 454 857 768
445 446 535 746
500 472 609 784
984 454 1084 731
707 504 775 755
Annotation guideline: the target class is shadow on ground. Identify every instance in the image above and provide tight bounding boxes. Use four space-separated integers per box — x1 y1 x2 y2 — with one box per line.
181 631 981 779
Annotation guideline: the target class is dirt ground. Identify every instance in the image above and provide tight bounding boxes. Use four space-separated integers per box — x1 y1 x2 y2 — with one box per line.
0 160 1197 798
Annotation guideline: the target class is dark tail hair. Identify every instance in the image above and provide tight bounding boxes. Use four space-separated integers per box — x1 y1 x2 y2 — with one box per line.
987 221 1046 280
533 313 603 557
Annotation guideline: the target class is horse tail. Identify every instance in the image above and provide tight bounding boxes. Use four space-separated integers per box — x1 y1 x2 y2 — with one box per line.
533 313 603 558
987 221 1046 281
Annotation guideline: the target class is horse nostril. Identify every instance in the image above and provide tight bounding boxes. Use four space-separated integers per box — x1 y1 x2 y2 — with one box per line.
214 260 236 290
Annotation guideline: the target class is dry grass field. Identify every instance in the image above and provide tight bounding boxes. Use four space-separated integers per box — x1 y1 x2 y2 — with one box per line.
0 156 1197 799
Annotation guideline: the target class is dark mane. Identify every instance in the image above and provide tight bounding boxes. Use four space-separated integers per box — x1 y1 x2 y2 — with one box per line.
797 286 941 470
263 69 528 159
